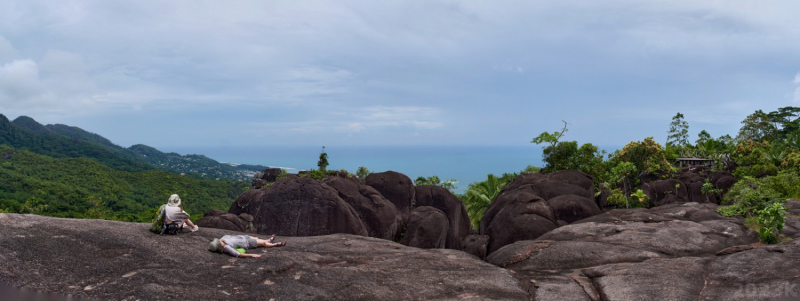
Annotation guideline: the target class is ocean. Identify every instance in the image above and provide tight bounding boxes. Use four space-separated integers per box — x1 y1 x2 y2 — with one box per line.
160 145 547 194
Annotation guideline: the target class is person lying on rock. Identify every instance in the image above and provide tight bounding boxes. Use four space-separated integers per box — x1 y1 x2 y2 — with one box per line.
208 234 286 258
165 194 199 232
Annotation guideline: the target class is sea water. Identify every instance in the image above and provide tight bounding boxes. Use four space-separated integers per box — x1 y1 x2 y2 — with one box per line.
161 145 547 194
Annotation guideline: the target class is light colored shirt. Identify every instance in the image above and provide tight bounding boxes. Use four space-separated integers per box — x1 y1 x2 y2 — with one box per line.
220 235 256 257
164 206 190 222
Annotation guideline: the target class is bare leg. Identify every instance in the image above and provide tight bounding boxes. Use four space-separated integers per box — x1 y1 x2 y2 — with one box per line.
254 238 285 248
183 218 196 228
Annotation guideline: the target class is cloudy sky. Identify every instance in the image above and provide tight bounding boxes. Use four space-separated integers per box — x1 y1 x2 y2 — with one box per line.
1 1 799 149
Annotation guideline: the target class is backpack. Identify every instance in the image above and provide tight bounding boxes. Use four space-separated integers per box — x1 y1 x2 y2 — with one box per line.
149 204 183 235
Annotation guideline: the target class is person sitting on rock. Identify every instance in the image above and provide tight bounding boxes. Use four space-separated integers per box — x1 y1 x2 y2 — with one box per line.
208 234 286 258
165 194 199 232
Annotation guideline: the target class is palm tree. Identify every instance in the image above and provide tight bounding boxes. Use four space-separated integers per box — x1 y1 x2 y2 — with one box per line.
462 174 506 230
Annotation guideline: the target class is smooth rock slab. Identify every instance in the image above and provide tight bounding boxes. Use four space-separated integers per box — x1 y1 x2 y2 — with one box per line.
0 214 527 301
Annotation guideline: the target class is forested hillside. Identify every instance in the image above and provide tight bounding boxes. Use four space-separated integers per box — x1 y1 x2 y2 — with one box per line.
4 114 267 181
0 115 152 172
0 145 249 221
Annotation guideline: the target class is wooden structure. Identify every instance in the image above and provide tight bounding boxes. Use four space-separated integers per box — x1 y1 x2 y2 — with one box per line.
675 157 714 167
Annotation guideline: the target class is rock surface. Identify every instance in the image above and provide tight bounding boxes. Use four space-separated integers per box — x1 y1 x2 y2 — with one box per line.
324 177 403 241
400 206 449 249
485 202 800 300
0 213 527 300
414 185 471 250
365 171 415 217
229 177 369 237
481 170 599 253
195 210 255 233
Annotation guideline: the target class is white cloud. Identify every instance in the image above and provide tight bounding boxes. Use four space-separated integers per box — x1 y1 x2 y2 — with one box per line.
0 59 56 109
795 72 800 85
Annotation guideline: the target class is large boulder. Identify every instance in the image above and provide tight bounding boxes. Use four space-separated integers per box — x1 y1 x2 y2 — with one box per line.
548 170 594 194
251 168 284 188
414 185 471 249
365 171 415 217
480 170 598 254
484 193 558 254
194 210 255 233
546 194 601 224
531 180 593 201
400 206 449 249
324 177 403 240
462 235 489 260
228 177 368 237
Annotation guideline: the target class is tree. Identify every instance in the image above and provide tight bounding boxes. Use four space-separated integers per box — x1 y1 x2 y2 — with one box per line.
666 112 689 148
531 120 568 148
767 106 800 140
414 176 457 192
540 141 605 177
355 166 372 179
696 130 712 146
461 174 506 230
738 110 777 142
317 146 329 171
616 137 673 179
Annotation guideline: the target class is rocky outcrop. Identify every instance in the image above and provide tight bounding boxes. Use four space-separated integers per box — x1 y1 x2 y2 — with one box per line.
324 177 403 240
365 171 416 217
484 192 558 254
414 185 470 249
229 177 368 237
194 210 255 233
480 170 599 253
641 178 689 206
250 167 284 188
483 202 800 300
0 213 528 300
461 235 489 260
400 206 449 249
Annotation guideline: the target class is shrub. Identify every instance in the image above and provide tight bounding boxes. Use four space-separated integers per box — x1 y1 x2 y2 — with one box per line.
718 174 792 244
757 203 786 244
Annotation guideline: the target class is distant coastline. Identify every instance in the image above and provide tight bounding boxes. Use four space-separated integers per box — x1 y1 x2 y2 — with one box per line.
160 145 620 193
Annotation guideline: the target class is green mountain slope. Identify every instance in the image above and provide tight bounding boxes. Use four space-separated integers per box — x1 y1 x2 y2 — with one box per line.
0 145 249 221
0 114 152 172
5 114 268 181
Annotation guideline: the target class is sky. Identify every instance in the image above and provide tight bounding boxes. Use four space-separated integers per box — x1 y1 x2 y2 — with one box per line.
1 1 799 150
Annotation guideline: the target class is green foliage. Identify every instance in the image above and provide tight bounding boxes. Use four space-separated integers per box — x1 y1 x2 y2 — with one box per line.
756 203 786 244
616 137 674 178
717 173 795 244
355 166 372 179
696 130 712 146
531 120 568 148
460 174 507 229
606 188 649 209
540 141 605 176
317 146 329 171
738 109 778 142
414 175 457 192
532 121 605 185
0 145 247 222
700 179 722 202
630 189 650 207
522 165 541 173
304 169 327 180
732 140 778 178
666 112 690 148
